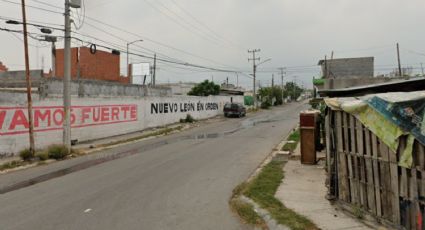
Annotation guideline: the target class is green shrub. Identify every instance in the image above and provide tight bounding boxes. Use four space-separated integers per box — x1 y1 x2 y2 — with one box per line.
19 149 33 161
185 114 195 123
261 101 271 109
180 114 195 123
47 145 70 160
35 151 49 161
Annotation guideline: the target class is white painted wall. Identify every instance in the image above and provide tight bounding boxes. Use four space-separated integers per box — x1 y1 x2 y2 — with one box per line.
0 95 243 156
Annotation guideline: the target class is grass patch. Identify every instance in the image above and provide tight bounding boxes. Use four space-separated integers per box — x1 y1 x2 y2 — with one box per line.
231 160 318 230
230 199 267 228
281 129 300 152
47 145 70 160
0 160 28 171
230 182 267 229
97 126 183 148
287 129 300 142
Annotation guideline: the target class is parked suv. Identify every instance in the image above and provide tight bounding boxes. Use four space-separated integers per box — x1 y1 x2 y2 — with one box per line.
224 103 246 117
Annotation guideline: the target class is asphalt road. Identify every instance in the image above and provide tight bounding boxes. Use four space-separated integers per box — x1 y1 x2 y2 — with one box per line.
0 102 307 230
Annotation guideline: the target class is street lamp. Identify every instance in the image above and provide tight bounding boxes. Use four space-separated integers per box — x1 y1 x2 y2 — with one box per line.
126 39 143 77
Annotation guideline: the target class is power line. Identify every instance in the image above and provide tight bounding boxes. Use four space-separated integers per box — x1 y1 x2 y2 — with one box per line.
0 0 63 15
82 15 244 70
168 0 244 50
29 0 63 10
142 0 229 48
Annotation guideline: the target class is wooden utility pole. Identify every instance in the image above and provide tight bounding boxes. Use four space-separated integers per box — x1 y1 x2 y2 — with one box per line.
153 53 157 86
271 74 274 88
21 0 35 156
278 67 285 102
397 43 402 77
248 49 261 108
421 63 424 76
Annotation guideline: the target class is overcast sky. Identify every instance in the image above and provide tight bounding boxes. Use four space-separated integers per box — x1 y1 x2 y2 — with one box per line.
1 0 424 89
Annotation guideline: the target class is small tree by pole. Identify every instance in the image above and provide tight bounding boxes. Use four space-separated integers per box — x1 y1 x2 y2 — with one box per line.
188 80 220 96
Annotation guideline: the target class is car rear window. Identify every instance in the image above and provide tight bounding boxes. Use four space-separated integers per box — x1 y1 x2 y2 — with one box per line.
224 104 231 109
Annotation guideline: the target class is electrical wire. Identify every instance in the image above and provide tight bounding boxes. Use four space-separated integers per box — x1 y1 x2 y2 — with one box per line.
142 0 226 48
0 0 63 15
168 0 244 50
82 15 244 70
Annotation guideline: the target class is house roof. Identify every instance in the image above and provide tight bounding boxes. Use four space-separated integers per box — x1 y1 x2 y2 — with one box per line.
318 77 425 97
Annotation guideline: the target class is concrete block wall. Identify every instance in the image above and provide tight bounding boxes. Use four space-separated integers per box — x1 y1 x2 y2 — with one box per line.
39 78 171 98
320 57 374 78
0 94 242 155
0 70 44 88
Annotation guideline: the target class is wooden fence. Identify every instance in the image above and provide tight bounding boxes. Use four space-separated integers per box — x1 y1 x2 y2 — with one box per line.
325 109 425 229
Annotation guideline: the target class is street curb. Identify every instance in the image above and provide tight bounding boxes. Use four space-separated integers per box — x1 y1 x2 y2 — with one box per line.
229 123 300 230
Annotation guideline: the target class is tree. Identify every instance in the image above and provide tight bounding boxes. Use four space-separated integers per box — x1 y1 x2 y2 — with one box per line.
283 82 303 100
258 86 283 109
188 80 220 96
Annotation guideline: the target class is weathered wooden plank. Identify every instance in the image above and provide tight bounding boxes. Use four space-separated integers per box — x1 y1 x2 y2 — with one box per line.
343 113 355 203
380 143 393 220
399 139 409 199
420 169 425 200
336 111 349 201
348 114 357 204
418 143 425 170
325 110 336 196
364 129 376 214
410 167 418 230
371 133 382 217
356 120 367 208
388 147 400 225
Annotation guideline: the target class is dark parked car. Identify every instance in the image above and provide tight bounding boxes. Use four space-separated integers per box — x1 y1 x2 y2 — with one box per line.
223 103 246 117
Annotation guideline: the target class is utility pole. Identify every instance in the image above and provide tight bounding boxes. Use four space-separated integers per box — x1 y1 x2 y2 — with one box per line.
63 0 72 152
21 0 35 156
235 72 239 88
271 74 274 88
278 67 285 102
421 63 424 76
248 49 260 108
397 43 402 77
292 76 297 101
153 53 157 86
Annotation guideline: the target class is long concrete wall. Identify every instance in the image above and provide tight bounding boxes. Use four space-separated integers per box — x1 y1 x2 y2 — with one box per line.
39 78 171 98
0 94 242 155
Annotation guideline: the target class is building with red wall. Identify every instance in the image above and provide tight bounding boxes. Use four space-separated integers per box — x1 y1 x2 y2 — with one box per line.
0 61 8 72
55 47 129 84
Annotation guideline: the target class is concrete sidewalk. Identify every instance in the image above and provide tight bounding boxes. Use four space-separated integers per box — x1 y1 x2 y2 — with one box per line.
275 154 378 230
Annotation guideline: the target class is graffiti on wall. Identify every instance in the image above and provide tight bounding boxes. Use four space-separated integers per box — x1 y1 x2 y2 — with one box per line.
150 102 219 114
0 104 137 135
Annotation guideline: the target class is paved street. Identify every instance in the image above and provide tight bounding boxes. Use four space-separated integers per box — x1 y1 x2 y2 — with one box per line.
0 102 307 230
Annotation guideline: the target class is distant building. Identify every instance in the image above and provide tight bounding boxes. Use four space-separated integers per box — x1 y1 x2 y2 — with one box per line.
0 61 8 72
54 47 129 84
156 82 197 95
315 56 391 90
318 57 374 79
219 83 245 95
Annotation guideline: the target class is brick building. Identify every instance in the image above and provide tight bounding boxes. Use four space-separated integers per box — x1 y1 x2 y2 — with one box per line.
0 61 8 72
55 47 129 84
